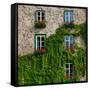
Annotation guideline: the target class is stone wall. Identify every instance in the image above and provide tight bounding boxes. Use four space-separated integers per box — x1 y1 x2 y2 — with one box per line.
18 5 86 56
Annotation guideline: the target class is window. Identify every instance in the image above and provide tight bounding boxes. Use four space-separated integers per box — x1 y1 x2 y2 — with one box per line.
35 34 46 53
35 10 46 28
64 35 74 49
65 61 73 79
64 10 73 24
35 10 45 22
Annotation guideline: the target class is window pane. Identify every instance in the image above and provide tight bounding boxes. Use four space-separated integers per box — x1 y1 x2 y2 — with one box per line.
42 12 45 16
41 42 44 47
66 41 69 44
36 35 46 51
65 14 68 22
37 41 40 47
68 12 71 22
37 40 40 50
70 36 73 44
41 37 45 41
70 44 73 49
66 64 69 68
70 40 73 44
65 62 74 79
65 12 68 15
70 64 73 69
38 12 40 16
38 17 40 20
65 36 69 40
70 36 73 40
64 11 73 23
65 36 74 48
37 47 40 50
70 68 73 74
65 41 69 47
65 17 68 22
65 12 69 23
37 37 40 42
70 12 73 21
36 11 45 22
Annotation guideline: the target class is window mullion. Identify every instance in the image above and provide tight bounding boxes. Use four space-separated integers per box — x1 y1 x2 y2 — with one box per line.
65 41 66 48
40 36 42 49
70 12 72 22
69 12 70 23
37 12 38 21
71 12 73 21
69 37 71 48
69 63 70 79
40 12 42 21
36 36 37 50
67 12 68 23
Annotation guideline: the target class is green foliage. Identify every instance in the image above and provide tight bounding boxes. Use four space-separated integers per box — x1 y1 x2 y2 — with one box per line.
64 23 74 28
18 23 87 85
79 23 87 45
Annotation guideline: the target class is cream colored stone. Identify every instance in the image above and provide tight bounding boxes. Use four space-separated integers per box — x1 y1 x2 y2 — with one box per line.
18 5 86 56
75 36 84 48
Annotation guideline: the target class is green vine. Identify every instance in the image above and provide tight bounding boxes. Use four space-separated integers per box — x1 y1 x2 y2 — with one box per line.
18 23 87 85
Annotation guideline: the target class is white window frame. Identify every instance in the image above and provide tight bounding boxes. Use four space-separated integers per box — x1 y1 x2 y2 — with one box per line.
36 10 45 22
65 62 73 79
36 35 45 50
64 11 73 23
64 36 73 48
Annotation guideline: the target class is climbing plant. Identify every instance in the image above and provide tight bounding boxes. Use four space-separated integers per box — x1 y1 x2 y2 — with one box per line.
18 23 87 85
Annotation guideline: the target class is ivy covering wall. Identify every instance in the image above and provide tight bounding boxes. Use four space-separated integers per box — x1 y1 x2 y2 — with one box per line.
18 23 87 85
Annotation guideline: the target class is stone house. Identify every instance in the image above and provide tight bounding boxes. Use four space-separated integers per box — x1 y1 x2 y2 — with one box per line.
18 4 86 56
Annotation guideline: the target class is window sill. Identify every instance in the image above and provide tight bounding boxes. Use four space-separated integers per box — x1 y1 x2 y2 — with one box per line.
35 49 46 54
